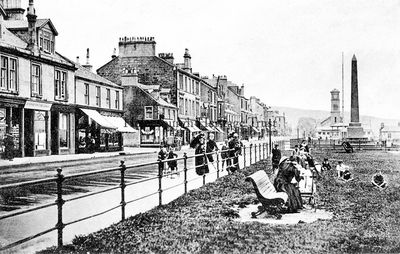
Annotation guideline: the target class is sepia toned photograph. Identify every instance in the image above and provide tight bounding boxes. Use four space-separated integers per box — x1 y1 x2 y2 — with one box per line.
1 0 400 253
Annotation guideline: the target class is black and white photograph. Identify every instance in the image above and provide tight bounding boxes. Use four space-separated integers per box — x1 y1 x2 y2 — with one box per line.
1 0 400 253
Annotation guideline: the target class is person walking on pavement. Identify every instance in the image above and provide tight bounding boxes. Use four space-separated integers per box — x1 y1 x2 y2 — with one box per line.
4 133 15 161
158 146 168 174
272 143 281 171
220 139 229 171
167 146 178 173
206 133 219 163
228 132 242 173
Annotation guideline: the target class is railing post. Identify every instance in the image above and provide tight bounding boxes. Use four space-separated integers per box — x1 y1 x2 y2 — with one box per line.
250 143 253 165
56 168 65 250
183 152 188 194
243 145 246 168
254 144 257 162
216 151 220 179
263 143 266 159
203 153 207 186
119 160 126 221
158 160 163 206
259 142 261 161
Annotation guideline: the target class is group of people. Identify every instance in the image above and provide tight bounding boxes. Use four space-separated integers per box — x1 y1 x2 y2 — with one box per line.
191 132 243 176
157 132 244 176
271 140 355 213
271 140 314 213
158 145 179 174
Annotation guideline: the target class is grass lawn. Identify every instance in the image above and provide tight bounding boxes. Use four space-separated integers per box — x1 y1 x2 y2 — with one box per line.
40 150 400 253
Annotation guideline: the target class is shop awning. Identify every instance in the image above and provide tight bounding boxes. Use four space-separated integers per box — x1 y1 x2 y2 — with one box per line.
138 119 174 130
25 101 52 111
215 127 224 133
80 108 116 129
251 126 260 133
186 126 202 132
103 116 137 133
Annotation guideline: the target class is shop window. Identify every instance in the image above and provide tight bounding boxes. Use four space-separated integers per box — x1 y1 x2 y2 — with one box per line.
84 83 89 105
106 89 110 108
115 91 120 109
34 111 47 150
55 69 67 100
59 113 69 148
145 106 153 119
96 86 101 106
31 64 42 97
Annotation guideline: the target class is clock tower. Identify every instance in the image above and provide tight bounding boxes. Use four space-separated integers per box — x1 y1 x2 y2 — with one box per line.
330 89 341 126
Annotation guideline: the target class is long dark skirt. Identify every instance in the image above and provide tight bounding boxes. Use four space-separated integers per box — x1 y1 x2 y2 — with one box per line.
277 183 303 213
195 156 209 175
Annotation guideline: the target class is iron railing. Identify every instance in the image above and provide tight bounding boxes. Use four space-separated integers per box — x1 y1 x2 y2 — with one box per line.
0 141 284 251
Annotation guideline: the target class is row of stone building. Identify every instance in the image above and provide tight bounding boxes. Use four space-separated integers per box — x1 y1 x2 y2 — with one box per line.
0 0 287 158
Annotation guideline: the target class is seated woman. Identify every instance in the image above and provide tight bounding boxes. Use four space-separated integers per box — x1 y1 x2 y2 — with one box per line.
336 160 352 180
274 156 303 213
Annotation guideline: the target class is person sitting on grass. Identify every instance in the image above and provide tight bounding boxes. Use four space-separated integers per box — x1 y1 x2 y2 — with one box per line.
336 160 352 181
321 158 332 171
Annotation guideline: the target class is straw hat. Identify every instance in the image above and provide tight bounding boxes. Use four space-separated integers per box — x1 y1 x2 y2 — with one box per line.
279 156 288 165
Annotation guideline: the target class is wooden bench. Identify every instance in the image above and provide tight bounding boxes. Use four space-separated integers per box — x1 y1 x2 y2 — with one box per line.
246 170 288 218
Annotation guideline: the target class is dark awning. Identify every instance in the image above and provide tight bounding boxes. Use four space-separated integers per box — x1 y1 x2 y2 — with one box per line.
138 119 174 129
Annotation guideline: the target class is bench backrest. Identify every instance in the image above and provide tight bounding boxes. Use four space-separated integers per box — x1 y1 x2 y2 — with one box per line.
246 170 277 197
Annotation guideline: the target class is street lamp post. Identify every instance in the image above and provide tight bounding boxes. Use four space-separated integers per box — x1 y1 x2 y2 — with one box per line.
268 118 272 154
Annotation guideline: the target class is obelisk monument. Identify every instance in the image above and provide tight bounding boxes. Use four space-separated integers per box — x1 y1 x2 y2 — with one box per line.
347 54 365 139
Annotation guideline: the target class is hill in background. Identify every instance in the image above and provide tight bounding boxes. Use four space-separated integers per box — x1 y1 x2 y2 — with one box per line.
272 106 400 137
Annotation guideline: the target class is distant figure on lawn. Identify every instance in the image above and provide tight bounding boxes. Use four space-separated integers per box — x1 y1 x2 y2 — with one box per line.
321 158 332 171
336 160 352 180
342 141 354 153
272 143 281 171
274 156 303 213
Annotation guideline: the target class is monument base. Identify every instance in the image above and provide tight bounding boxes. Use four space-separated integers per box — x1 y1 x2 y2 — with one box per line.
347 122 365 140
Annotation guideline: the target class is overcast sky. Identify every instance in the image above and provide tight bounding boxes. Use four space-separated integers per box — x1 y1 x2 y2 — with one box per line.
31 0 400 120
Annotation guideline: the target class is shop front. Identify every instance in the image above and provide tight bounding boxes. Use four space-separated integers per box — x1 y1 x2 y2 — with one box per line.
0 97 25 158
138 119 174 147
24 101 53 157
51 104 75 155
76 108 122 153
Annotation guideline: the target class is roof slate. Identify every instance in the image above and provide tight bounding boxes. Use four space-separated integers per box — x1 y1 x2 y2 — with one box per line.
76 64 121 89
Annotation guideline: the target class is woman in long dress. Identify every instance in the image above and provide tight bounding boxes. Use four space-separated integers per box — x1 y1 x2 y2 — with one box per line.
274 157 303 213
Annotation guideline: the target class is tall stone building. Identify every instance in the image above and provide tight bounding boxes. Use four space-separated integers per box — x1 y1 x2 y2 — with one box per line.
97 37 219 145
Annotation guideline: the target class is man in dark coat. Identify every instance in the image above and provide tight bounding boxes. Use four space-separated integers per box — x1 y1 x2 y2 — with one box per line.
272 143 281 170
228 133 242 173
195 136 209 175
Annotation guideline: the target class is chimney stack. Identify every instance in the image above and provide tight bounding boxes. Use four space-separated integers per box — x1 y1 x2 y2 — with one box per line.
183 48 192 73
82 48 93 71
158 53 174 64
26 0 38 53
111 48 117 59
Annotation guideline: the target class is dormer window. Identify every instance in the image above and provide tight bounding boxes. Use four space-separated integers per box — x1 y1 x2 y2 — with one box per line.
39 30 55 54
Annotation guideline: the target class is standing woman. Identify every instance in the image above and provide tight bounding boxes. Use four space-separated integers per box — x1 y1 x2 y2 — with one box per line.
195 135 209 175
206 133 219 163
274 156 303 213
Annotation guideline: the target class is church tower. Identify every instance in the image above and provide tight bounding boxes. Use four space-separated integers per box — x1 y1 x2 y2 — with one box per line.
330 89 341 125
